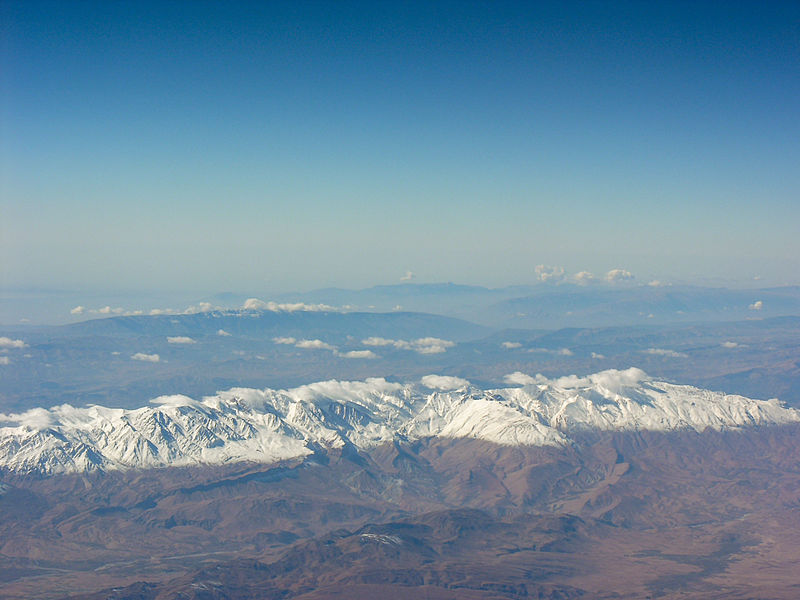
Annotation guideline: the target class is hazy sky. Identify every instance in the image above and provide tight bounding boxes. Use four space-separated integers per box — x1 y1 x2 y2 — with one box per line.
3 1 799 294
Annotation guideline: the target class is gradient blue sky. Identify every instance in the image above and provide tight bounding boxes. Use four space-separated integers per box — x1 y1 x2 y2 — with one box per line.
2 1 799 294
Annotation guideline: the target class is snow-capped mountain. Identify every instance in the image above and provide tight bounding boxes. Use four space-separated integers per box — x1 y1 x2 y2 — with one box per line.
1 368 797 475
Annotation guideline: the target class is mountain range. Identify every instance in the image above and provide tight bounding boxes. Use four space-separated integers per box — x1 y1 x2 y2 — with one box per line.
2 368 795 476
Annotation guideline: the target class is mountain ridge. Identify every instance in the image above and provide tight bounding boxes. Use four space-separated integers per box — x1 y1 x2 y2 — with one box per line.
2 368 796 476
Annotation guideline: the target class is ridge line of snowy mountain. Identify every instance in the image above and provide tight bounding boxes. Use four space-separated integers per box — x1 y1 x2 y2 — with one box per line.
1 368 797 475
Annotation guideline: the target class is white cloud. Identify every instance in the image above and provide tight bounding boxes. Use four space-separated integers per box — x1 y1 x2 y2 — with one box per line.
573 271 596 284
401 271 415 281
289 377 403 403
525 346 572 357
273 337 297 345
70 306 85 315
295 339 336 350
167 336 196 344
591 352 606 359
533 367 648 393
643 348 687 358
0 407 57 429
535 264 565 283
0 356 9 365
721 341 745 349
243 298 338 312
131 352 160 363
606 268 634 283
183 302 215 314
420 375 470 390
648 280 667 287
150 394 200 408
111 351 121 355
749 300 763 311
0 337 27 349
338 350 378 359
361 336 455 355
503 371 537 385
217 329 232 336
502 341 522 349
412 337 455 354
362 337 395 346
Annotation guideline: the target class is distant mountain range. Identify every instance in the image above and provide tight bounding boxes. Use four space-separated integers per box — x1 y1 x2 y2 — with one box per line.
258 282 800 328
2 368 796 476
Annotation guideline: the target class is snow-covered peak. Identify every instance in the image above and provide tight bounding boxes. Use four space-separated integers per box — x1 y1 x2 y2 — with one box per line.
1 369 797 475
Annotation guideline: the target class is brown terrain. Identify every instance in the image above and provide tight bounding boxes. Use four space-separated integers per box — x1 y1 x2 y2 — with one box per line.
1 425 800 599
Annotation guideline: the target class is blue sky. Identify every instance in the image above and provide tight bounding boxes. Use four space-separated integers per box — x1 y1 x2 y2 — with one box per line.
2 1 799 294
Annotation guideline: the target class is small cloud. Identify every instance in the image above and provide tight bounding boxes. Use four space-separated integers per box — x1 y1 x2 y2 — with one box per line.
420 375 470 390
183 302 215 314
648 280 666 287
721 341 739 348
591 352 605 359
535 264 565 283
501 341 522 349
149 308 175 315
0 337 27 349
111 351 121 355
0 356 10 365
362 336 454 354
362 337 395 346
338 350 378 359
96 306 125 315
400 271 415 281
217 329 232 336
749 300 763 311
150 394 199 408
70 306 85 315
393 305 403 311
0 407 56 429
606 268 634 283
503 371 537 386
273 337 297 345
643 348 687 358
243 298 337 312
131 352 160 362
573 271 596 285
410 337 455 354
295 339 336 350
243 298 271 310
167 336 196 344
525 346 572 357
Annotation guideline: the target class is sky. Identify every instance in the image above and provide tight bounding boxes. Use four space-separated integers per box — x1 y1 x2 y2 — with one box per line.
2 0 799 296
